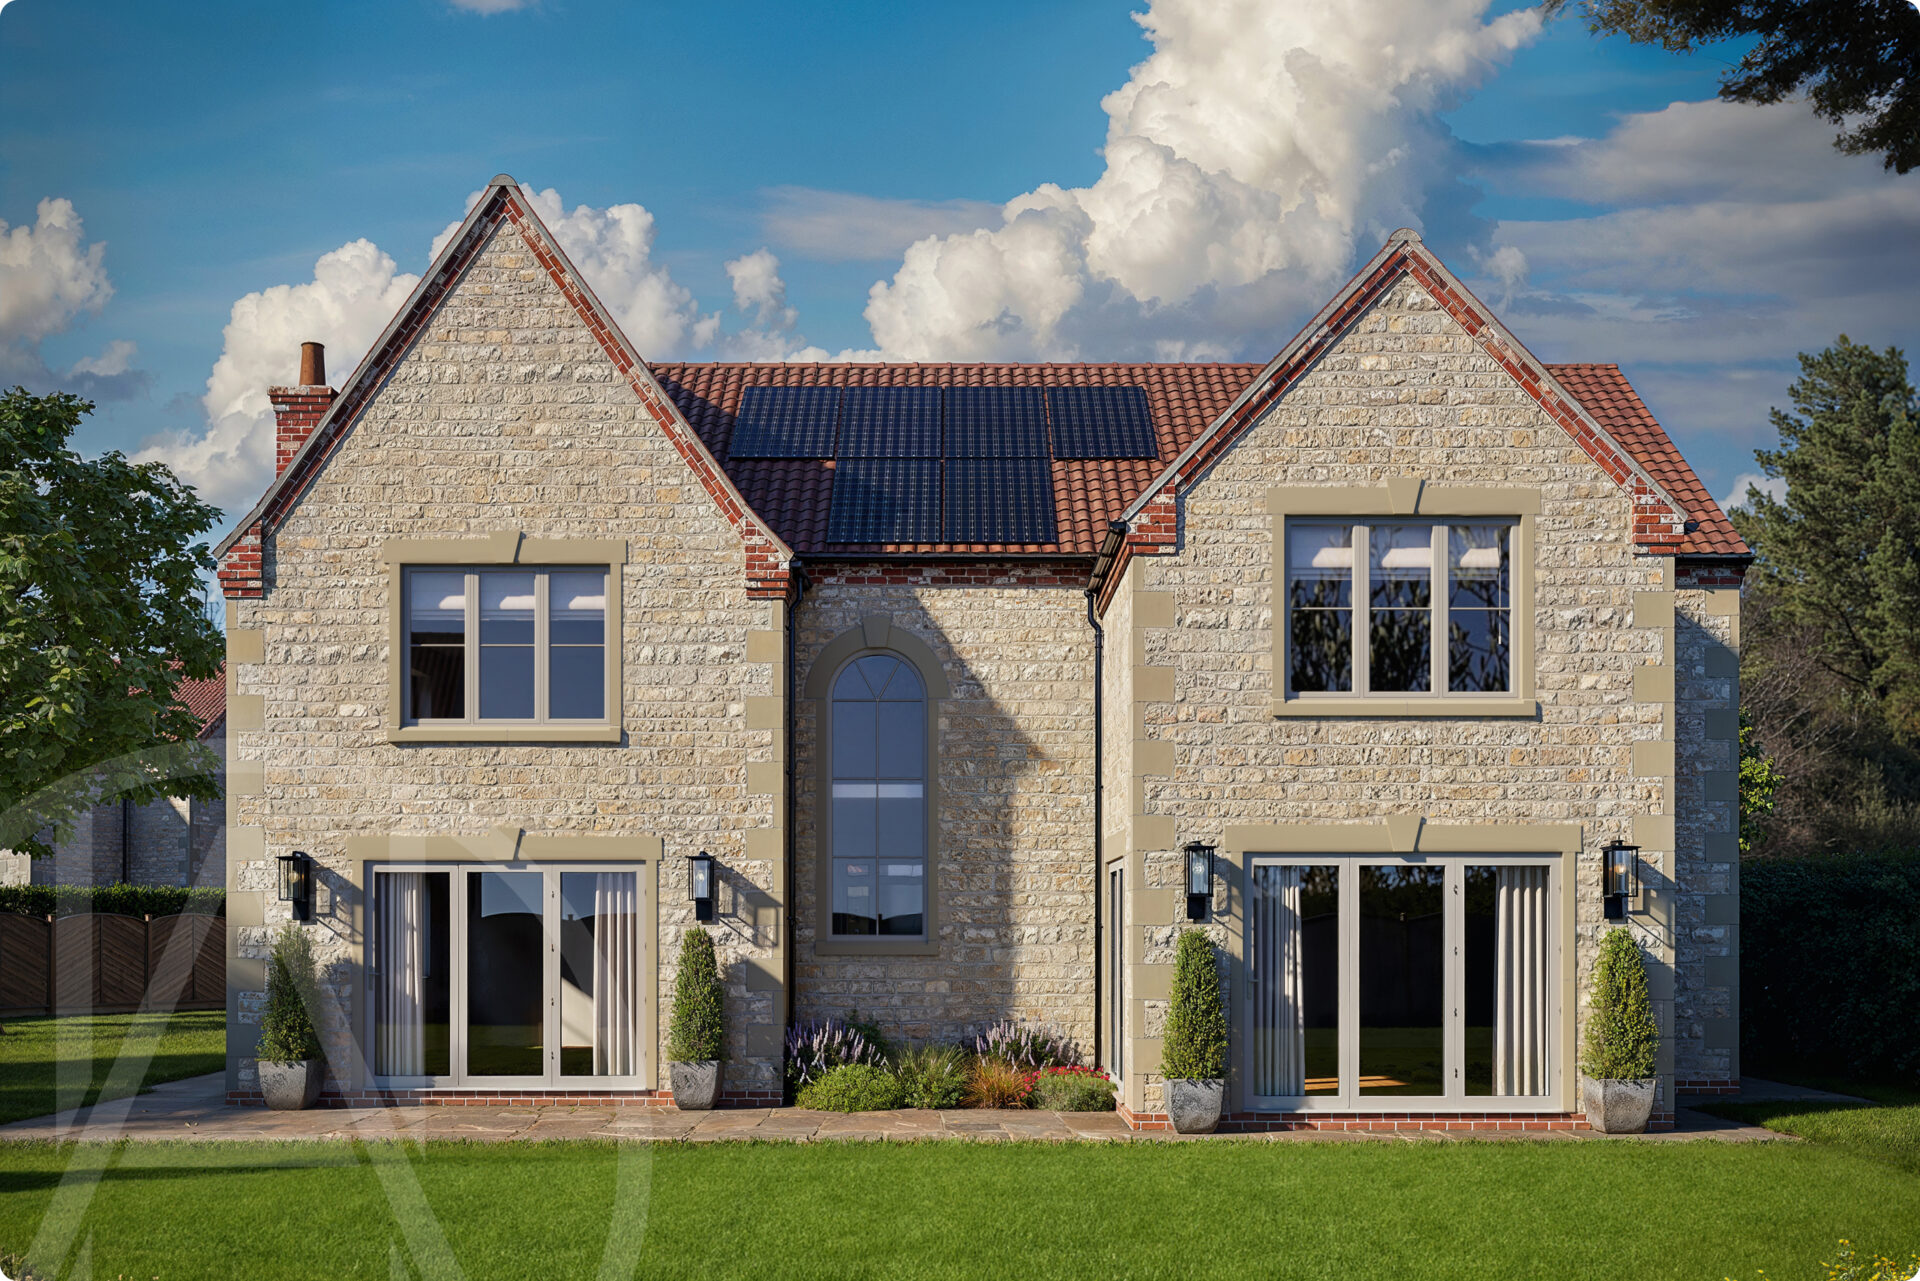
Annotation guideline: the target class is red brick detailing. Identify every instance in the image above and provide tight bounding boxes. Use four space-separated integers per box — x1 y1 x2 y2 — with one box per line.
270 385 336 476
1118 1102 1593 1133
1676 564 1749 591
809 562 1096 591
218 524 265 599
1676 1079 1742 1096
224 1086 789 1109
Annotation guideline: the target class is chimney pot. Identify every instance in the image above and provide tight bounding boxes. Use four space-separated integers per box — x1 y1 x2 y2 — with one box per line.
298 341 326 388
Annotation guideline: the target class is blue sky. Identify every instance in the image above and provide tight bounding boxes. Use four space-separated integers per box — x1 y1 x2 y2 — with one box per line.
2 0 1916 529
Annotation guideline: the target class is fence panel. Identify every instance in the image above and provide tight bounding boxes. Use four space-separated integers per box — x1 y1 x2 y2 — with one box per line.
0 913 225 1017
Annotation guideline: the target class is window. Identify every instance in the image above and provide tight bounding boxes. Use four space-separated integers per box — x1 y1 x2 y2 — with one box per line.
1286 521 1513 698
1248 855 1558 1108
370 863 646 1086
829 655 927 937
403 567 609 726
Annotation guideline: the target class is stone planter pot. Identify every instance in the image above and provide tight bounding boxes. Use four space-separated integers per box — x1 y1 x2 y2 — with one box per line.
1164 1078 1225 1134
670 1060 722 1111
1583 1076 1656 1134
259 1059 322 1111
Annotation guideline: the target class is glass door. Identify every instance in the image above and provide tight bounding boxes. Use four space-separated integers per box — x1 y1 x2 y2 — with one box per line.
1249 855 1558 1110
368 863 646 1088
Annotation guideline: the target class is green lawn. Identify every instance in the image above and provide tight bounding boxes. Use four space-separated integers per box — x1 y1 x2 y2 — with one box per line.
0 1137 1916 1280
1699 1080 1920 1176
0 1011 226 1126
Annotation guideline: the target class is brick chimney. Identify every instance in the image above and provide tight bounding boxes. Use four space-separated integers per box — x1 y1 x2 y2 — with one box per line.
269 342 335 476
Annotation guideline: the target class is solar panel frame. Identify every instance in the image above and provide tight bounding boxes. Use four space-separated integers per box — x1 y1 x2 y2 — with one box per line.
1047 385 1158 459
826 458 944 544
839 387 943 458
727 386 842 459
943 386 1050 459
943 457 1058 545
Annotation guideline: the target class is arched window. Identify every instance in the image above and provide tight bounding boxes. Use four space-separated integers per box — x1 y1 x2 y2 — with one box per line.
829 654 927 937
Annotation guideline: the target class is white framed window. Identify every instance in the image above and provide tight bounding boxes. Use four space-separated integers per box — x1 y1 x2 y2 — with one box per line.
404 567 610 726
1246 854 1560 1110
828 654 928 939
368 862 647 1088
1286 520 1514 698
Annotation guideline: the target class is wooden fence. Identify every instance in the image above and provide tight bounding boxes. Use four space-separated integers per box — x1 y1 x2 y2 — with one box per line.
0 912 225 1017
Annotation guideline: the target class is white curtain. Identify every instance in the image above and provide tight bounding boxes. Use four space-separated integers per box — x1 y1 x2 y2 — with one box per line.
1252 866 1306 1097
1494 866 1551 1096
376 872 426 1078
592 872 640 1076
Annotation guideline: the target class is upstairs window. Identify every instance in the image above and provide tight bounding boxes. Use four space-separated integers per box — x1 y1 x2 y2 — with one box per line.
404 567 609 725
1286 521 1513 697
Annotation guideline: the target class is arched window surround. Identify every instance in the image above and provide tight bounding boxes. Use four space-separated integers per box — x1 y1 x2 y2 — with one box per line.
804 615 948 957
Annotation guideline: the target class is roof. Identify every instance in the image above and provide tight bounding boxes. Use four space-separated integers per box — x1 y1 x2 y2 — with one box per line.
1549 365 1747 556
654 360 1747 559
176 666 225 740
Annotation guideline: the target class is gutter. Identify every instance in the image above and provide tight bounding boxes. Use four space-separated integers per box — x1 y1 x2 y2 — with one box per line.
784 559 808 1029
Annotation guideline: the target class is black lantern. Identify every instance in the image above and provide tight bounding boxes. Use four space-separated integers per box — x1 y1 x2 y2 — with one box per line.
277 851 312 922
1603 840 1640 921
689 850 715 923
1184 841 1215 922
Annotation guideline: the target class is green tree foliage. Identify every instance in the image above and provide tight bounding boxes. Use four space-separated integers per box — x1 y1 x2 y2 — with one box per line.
257 925 322 1065
1548 0 1920 172
667 926 726 1062
1582 929 1659 1080
1738 710 1784 854
0 388 224 859
1160 930 1228 1080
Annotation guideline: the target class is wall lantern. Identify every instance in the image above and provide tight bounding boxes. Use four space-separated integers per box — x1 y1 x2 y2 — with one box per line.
277 851 313 922
1603 840 1640 921
689 851 716 923
1184 841 1215 922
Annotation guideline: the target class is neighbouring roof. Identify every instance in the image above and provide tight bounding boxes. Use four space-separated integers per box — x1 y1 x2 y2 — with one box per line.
654 360 1749 559
175 667 225 740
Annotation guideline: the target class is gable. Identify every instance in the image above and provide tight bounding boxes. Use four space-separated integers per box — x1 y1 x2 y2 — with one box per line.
216 177 792 599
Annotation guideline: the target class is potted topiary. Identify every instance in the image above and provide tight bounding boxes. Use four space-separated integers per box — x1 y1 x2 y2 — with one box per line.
667 926 725 1110
1581 927 1660 1133
257 924 324 1110
1160 928 1229 1133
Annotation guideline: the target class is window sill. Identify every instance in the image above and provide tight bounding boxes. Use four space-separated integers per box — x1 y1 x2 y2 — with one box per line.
812 938 940 957
388 724 623 744
1271 698 1539 719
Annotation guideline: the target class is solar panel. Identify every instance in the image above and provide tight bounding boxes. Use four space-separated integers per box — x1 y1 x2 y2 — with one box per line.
839 387 942 458
1048 386 1157 459
944 387 1049 458
827 458 943 543
944 458 1057 545
728 386 841 459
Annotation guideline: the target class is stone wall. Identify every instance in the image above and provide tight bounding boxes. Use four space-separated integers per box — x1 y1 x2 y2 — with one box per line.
223 214 785 1098
792 564 1097 1052
1109 274 1688 1117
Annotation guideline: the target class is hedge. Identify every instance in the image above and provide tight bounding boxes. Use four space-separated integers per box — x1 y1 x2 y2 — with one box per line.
0 884 225 918
1742 849 1920 1081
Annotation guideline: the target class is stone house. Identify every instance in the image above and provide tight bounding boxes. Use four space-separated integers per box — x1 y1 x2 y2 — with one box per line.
213 177 1747 1129
0 670 227 891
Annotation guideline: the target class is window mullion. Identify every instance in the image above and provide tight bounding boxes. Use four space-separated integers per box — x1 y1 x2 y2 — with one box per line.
465 572 479 727
534 572 548 724
1431 524 1449 696
1353 525 1370 696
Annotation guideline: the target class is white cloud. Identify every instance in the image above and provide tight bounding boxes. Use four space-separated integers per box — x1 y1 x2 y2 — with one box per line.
69 338 136 378
137 239 419 513
759 188 1004 262
0 196 145 399
448 0 533 12
861 0 1541 360
1720 471 1787 514
725 248 795 328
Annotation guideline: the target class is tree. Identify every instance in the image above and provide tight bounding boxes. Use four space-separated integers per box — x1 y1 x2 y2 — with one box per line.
1738 709 1784 853
1734 339 1920 739
1548 0 1920 173
0 388 224 860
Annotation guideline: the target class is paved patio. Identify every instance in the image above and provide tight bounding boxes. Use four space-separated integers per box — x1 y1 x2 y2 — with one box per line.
0 1073 1808 1144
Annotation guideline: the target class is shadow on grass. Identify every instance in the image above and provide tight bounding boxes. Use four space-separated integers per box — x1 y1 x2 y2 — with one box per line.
1698 1091 1920 1176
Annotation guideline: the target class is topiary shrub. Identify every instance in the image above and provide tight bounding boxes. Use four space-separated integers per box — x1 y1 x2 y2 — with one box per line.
667 926 726 1062
795 1062 904 1111
0 884 225 918
1582 928 1659 1080
257 924 322 1065
1160 929 1227 1080
1028 1066 1116 1112
894 1044 969 1109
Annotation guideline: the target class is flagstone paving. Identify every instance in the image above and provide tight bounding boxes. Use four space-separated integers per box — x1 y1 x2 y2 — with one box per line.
0 1072 1791 1145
